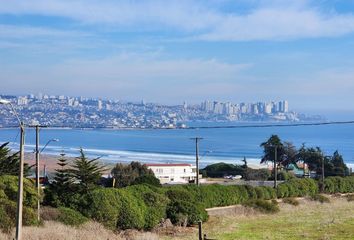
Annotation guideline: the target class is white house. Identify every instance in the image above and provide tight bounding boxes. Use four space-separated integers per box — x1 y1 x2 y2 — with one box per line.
146 163 199 184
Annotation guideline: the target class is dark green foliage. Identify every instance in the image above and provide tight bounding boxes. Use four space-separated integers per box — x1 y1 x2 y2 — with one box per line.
282 197 300 206
83 185 168 230
260 135 297 167
254 186 276 200
325 151 349 177
310 194 330 203
202 162 244 178
0 175 38 208
0 199 38 233
323 176 354 194
132 174 161 187
0 175 39 232
82 188 123 229
166 200 208 226
124 184 169 229
277 178 318 198
111 161 156 188
0 142 31 176
243 199 280 214
57 207 88 226
44 153 74 207
70 148 106 193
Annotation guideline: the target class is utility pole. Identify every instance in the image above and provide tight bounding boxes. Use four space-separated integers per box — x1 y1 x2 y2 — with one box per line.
35 125 40 222
321 154 325 193
16 123 25 240
190 137 203 186
274 146 278 189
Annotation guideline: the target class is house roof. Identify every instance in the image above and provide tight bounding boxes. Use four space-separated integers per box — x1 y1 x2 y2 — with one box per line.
145 163 193 167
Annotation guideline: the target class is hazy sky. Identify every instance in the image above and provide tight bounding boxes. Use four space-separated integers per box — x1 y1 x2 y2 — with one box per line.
1 0 354 113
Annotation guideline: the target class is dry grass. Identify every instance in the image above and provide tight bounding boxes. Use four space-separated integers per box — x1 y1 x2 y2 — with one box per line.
0 221 159 240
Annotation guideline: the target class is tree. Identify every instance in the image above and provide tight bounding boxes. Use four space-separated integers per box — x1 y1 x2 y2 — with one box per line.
44 152 74 206
70 148 106 193
327 151 349 176
111 161 157 187
260 135 297 167
260 135 284 165
296 145 322 173
0 142 31 176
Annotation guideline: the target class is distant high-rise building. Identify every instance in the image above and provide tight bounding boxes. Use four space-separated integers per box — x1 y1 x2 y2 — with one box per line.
283 100 289 113
98 100 103 110
265 103 272 114
17 96 28 105
213 102 224 114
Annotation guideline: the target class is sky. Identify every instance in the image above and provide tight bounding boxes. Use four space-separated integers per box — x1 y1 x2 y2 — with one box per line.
1 0 354 114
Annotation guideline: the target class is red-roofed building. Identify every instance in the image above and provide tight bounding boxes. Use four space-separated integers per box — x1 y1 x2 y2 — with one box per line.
145 163 198 184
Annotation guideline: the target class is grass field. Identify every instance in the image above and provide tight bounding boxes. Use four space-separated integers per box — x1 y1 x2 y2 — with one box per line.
163 197 354 240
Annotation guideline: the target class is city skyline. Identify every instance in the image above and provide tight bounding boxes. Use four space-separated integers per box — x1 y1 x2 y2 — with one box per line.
1 1 354 113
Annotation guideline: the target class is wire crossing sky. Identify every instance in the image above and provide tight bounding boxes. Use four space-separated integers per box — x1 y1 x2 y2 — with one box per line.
1 0 354 113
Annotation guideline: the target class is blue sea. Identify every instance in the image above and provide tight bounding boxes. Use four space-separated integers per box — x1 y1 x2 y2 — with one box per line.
0 122 354 169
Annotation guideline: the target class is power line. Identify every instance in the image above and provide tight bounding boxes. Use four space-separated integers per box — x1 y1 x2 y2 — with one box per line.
1 120 354 130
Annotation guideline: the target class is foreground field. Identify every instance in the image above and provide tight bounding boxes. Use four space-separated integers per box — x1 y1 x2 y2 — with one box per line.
163 197 354 240
1 196 353 240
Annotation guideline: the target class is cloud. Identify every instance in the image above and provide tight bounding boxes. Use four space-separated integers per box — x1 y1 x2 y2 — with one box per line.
0 24 89 38
0 53 252 102
198 8 354 41
1 0 354 41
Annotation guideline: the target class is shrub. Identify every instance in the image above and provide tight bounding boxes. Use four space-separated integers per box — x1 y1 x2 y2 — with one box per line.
243 199 279 214
0 175 38 208
57 207 88 226
324 176 354 194
125 184 168 229
346 194 354 202
277 178 318 198
166 200 208 226
0 199 38 233
83 188 123 229
116 191 146 230
282 197 300 206
41 206 60 221
132 175 161 187
310 194 330 203
0 204 13 233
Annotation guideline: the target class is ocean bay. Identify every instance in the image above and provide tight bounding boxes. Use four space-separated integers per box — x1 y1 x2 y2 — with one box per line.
0 122 354 168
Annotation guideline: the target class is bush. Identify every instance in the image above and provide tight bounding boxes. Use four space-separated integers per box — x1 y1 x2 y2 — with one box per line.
0 199 38 233
125 185 168 229
243 199 279 214
310 194 330 203
132 175 161 187
282 197 299 206
57 207 88 226
41 206 60 221
324 176 354 194
0 175 38 208
83 188 123 229
277 178 318 198
166 200 208 226
347 194 354 202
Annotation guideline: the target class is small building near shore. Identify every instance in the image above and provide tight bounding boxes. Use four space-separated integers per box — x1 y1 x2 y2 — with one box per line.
146 163 198 184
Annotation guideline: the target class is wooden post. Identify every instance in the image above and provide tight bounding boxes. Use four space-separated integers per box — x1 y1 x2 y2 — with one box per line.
198 221 202 240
